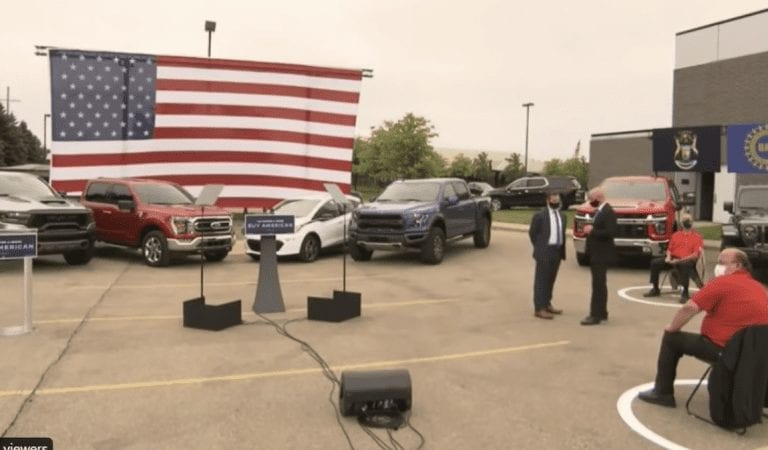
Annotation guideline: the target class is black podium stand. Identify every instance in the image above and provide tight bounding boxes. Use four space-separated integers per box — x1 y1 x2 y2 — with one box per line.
182 184 242 331
307 183 361 322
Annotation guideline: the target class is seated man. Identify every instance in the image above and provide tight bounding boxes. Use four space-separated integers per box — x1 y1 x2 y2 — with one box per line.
643 214 703 302
638 248 768 407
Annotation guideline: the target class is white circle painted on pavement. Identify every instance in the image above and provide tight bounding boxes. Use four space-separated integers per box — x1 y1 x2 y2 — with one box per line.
618 286 700 309
617 379 702 450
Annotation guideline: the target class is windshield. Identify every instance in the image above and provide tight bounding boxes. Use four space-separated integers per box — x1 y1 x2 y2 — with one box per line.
133 183 194 205
601 181 666 202
739 189 768 209
273 199 321 217
377 182 441 202
0 174 58 199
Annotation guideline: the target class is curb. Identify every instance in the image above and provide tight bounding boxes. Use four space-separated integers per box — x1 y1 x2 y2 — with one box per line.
491 222 720 250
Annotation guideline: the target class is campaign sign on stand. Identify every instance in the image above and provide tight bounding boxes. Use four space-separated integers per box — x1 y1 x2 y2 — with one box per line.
245 215 294 314
0 231 37 260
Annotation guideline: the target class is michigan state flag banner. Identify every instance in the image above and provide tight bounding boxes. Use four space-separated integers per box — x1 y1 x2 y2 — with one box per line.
726 124 768 173
48 49 363 208
652 126 721 172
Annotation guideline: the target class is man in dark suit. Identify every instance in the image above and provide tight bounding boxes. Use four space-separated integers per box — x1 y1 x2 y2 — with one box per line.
528 192 566 320
581 187 617 325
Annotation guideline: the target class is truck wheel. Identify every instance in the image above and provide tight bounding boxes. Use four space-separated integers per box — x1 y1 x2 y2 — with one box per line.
421 227 445 264
204 250 229 262
491 198 502 211
64 238 95 266
576 252 590 266
349 242 373 261
142 231 171 267
299 234 321 262
473 216 491 248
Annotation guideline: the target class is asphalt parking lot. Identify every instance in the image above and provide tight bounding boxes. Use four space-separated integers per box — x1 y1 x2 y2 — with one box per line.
1 227 766 449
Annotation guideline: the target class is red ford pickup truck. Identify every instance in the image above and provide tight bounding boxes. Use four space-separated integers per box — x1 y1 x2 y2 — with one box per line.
80 178 234 267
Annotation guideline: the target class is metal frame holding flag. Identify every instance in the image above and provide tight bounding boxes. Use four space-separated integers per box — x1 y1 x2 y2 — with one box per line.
651 126 721 172
48 49 364 208
726 124 768 173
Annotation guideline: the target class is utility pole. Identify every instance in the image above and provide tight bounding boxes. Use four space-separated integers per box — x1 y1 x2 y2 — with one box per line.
522 102 534 174
4 86 21 114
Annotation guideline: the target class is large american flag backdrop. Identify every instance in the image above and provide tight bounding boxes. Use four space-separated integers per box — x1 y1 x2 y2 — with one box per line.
48 49 362 208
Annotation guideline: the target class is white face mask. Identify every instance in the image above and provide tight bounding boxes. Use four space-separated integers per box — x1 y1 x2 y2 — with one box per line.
713 264 727 277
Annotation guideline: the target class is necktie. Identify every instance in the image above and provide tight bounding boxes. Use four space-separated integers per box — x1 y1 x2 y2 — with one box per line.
554 210 561 246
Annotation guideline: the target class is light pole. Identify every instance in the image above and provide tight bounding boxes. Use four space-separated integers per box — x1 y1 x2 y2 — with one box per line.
522 102 534 174
43 113 51 154
205 21 216 57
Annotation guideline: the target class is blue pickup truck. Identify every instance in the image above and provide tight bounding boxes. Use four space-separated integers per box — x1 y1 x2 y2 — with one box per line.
348 178 492 264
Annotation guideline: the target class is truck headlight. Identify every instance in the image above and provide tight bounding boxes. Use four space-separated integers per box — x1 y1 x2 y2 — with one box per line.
0 211 31 225
171 216 191 234
407 212 430 229
742 225 758 245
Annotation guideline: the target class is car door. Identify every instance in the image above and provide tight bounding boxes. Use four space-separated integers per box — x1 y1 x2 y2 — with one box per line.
505 178 529 206
312 200 344 247
83 182 113 241
106 183 141 245
523 177 548 207
441 183 464 238
451 181 475 234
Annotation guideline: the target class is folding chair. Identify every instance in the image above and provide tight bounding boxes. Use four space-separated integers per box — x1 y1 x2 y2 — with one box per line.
660 248 706 294
685 325 768 434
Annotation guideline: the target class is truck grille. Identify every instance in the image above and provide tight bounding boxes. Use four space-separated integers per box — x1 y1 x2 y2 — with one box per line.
29 213 90 231
615 215 656 239
193 217 232 234
357 214 404 231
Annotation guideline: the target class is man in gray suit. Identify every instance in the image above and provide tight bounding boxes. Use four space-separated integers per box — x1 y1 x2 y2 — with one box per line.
529 192 566 320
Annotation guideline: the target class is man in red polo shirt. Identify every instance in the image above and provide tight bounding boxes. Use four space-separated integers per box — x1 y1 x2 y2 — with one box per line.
638 248 768 407
643 213 703 302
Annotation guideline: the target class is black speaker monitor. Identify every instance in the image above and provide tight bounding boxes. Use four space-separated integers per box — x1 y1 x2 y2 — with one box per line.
339 369 412 417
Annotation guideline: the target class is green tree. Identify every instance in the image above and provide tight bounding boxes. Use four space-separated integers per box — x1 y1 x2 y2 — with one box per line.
354 113 445 185
0 105 45 166
447 153 474 178
472 152 494 183
542 156 589 189
501 152 524 184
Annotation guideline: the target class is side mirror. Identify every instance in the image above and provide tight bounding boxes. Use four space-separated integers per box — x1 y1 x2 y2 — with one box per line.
117 199 135 212
447 195 459 206
724 201 734 214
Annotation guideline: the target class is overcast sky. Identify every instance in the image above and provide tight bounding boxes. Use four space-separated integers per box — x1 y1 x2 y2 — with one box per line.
3 1 767 164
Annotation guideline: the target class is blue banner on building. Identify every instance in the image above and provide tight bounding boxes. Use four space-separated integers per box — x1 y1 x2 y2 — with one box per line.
244 215 295 235
652 126 721 172
0 232 38 260
726 124 768 173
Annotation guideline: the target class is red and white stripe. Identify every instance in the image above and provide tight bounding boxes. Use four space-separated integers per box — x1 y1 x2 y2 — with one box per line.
50 55 362 208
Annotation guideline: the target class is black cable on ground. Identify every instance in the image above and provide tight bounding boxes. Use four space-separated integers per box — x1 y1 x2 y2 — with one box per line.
251 314 427 450
1 261 133 438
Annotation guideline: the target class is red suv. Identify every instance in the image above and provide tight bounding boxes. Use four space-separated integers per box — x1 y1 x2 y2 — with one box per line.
80 178 234 267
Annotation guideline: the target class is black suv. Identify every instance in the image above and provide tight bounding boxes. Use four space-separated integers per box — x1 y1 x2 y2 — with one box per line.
487 176 585 211
721 184 768 281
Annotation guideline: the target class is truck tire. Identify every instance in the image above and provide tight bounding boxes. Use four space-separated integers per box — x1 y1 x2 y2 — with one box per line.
491 198 502 211
63 238 95 266
299 234 321 262
421 227 445 264
576 252 590 266
204 250 229 262
473 216 491 248
349 242 373 261
142 231 171 267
